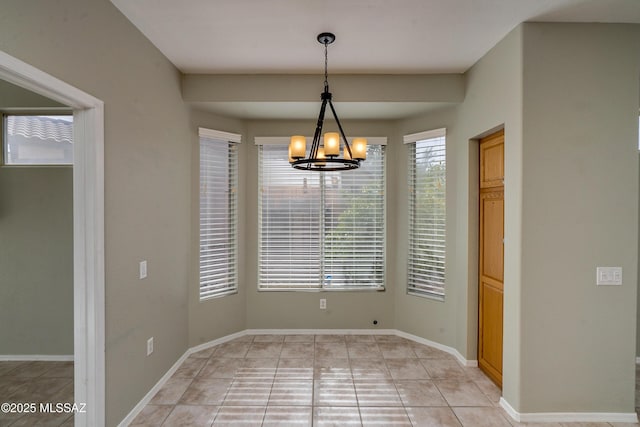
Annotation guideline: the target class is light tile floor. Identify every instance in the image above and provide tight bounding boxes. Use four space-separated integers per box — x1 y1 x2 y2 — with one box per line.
130 334 640 427
0 360 74 427
1 341 636 426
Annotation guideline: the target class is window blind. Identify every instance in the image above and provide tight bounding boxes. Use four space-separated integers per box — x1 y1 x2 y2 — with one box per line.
258 143 385 290
199 131 239 300
406 130 446 299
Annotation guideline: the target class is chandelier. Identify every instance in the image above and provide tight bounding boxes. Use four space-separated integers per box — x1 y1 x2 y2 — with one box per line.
289 32 367 171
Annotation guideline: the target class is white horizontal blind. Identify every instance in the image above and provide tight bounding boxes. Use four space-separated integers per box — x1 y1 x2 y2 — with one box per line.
259 144 321 289
259 144 385 290
199 135 238 300
407 133 446 299
324 145 385 289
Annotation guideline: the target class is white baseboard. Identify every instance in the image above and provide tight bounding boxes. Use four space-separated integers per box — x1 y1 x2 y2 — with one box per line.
0 355 74 362
244 328 396 336
188 330 248 355
500 397 639 423
243 328 477 367
116 350 191 427
394 330 477 367
118 330 247 427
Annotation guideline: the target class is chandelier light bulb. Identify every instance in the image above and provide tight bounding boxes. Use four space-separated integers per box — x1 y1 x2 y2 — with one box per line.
290 135 306 159
316 147 326 166
352 138 368 160
324 132 340 156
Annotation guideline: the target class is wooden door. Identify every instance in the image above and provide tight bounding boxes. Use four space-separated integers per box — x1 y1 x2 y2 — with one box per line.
478 130 504 388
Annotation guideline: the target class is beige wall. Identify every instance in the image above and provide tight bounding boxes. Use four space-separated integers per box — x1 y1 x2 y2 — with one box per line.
0 0 195 424
518 23 639 413
0 167 73 355
0 80 65 109
183 74 465 103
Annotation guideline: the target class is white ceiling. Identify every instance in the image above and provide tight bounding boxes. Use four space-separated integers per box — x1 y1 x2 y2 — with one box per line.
111 0 640 119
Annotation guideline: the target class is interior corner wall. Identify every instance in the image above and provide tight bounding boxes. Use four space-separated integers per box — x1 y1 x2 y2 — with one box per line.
243 119 397 330
0 167 73 355
519 22 640 414
0 1 193 424
188 108 247 347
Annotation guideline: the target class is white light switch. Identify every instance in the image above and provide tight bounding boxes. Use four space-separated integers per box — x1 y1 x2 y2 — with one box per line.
139 260 147 279
320 299 327 310
147 337 154 356
596 266 622 286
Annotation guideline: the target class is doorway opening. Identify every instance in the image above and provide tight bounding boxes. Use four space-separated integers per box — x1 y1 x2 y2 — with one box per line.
0 50 105 426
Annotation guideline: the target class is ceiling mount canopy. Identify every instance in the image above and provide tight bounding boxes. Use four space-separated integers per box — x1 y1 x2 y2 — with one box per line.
316 32 335 45
289 32 367 171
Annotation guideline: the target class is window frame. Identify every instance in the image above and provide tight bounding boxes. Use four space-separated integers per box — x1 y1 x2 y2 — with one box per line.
1 112 74 166
405 128 447 301
256 137 387 292
198 127 241 301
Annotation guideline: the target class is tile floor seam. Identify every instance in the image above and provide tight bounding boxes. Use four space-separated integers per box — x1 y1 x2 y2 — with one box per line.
156 405 173 427
311 340 316 427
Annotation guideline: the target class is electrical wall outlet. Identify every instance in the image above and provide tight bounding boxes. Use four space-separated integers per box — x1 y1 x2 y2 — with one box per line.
320 298 327 310
147 337 154 356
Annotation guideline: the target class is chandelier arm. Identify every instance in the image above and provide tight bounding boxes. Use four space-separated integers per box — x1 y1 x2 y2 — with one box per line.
292 157 359 171
309 97 328 162
327 99 353 158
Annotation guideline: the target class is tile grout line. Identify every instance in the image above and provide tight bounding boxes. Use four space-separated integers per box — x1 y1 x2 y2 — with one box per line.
261 337 283 426
158 357 202 427
350 338 363 426
311 337 315 427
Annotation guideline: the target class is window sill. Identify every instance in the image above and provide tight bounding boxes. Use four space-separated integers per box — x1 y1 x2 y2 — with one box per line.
199 289 238 302
258 286 386 293
407 291 444 302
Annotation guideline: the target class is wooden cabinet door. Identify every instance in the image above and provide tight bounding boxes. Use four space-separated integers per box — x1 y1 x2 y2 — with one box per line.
480 130 504 189
478 130 504 388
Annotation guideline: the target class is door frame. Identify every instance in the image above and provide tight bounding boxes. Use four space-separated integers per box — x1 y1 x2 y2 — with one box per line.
0 51 105 426
473 126 505 387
